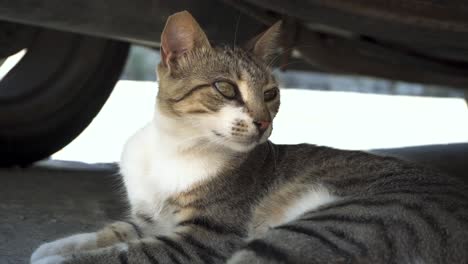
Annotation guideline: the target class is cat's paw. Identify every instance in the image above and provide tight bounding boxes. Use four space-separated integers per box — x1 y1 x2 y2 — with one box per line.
32 255 67 264
31 233 97 263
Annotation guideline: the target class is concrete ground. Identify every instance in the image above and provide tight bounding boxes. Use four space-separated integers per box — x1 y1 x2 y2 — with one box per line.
0 162 126 264
0 144 467 263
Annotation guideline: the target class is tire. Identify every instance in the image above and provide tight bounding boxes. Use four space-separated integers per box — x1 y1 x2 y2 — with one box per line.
0 27 129 166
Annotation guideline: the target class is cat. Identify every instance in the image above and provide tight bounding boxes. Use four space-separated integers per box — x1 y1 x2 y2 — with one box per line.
31 10 468 264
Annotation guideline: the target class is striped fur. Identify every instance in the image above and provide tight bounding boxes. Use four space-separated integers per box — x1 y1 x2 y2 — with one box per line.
31 11 468 264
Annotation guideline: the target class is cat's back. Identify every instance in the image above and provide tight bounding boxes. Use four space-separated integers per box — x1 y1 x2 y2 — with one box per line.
273 143 465 192
252 143 468 263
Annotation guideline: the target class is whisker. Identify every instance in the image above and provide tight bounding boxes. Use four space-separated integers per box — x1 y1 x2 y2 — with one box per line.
233 12 242 48
275 61 305 70
267 44 322 68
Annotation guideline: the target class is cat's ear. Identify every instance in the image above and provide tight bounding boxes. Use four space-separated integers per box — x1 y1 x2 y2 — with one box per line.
160 11 211 68
246 21 282 61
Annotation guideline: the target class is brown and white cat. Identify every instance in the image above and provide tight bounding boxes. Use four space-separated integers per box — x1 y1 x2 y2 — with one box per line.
31 11 468 264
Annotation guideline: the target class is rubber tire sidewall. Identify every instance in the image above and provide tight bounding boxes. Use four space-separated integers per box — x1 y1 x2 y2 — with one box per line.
0 28 129 166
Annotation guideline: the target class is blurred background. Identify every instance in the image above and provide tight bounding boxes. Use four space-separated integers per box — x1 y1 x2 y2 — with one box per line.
2 1 468 165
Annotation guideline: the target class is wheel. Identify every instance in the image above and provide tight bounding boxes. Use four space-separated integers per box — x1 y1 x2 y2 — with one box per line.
0 21 130 166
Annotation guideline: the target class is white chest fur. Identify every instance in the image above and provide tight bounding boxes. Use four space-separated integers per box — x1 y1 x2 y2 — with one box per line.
119 120 226 218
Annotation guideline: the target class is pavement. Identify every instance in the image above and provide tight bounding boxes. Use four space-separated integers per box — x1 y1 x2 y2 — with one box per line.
0 161 126 264
1 144 467 264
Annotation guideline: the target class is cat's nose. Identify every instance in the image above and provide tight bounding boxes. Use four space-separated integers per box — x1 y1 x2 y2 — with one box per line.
253 120 271 134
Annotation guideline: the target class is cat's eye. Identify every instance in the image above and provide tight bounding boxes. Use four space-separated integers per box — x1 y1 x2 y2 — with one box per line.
264 88 278 102
213 81 237 99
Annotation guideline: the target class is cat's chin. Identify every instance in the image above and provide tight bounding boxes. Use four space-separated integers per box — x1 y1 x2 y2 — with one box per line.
223 140 259 153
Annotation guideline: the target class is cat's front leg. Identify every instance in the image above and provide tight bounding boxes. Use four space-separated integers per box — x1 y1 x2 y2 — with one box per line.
31 221 142 264
40 231 243 264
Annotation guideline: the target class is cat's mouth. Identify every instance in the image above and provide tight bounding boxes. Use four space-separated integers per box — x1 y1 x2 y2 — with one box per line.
212 130 225 138
212 130 259 148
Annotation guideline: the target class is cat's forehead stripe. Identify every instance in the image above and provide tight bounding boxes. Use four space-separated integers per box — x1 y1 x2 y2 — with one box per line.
237 80 252 104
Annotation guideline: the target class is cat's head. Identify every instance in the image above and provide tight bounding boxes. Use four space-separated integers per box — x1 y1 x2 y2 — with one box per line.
156 11 281 152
